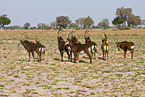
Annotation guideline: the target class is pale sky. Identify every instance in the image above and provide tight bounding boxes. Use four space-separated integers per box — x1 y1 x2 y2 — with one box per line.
0 0 145 27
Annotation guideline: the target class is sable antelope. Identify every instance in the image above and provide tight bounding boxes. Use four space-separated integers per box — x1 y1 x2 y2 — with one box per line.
18 32 45 62
115 40 135 59
57 30 70 61
84 29 97 58
102 32 108 43
69 29 81 45
101 32 109 60
67 30 92 63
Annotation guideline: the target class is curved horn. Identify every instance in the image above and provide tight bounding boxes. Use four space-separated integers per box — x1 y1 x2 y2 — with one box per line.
84 29 88 37
18 32 27 46
19 32 27 40
57 29 62 37
71 29 76 38
67 29 74 40
84 29 90 37
103 32 107 39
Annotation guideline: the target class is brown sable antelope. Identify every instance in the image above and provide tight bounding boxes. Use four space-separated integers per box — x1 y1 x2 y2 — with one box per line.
115 40 135 59
101 32 109 60
84 29 97 58
57 30 70 61
102 32 108 43
18 32 45 62
70 29 81 45
67 30 92 63
67 29 81 60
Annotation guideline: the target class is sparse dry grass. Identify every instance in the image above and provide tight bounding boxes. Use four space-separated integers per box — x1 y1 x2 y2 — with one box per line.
0 29 145 97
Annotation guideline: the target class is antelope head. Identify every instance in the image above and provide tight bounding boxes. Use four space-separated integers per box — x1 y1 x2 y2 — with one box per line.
18 32 27 46
102 32 108 43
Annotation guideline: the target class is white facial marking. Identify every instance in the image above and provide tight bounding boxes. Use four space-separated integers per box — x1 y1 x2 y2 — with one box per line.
68 47 71 51
131 45 134 49
65 42 69 45
92 45 94 49
89 47 91 52
39 47 42 52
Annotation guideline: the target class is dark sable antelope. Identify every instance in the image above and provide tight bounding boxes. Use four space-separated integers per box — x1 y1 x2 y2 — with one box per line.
69 29 81 45
115 40 135 59
67 30 92 63
57 30 70 61
67 29 81 61
84 29 97 58
18 32 45 62
101 32 109 60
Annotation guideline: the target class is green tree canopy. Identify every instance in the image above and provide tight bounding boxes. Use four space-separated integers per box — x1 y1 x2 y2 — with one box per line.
84 16 94 28
127 14 141 27
24 22 31 29
113 6 141 29
75 17 85 29
56 16 71 29
115 7 132 28
0 14 11 29
141 20 145 27
116 7 132 19
75 16 94 29
68 23 79 29
112 16 125 28
50 21 56 29
98 18 109 29
37 23 45 29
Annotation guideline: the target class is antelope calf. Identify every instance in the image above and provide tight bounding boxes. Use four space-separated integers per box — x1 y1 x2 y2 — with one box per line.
101 32 109 60
19 39 45 62
115 41 135 59
84 29 97 58
57 30 70 61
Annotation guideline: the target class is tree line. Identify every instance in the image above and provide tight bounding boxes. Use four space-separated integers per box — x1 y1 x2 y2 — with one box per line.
1 7 145 30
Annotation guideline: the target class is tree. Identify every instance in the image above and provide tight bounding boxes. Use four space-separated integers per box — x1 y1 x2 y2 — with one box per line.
112 16 125 28
56 16 71 29
37 23 45 30
116 7 132 19
9 25 22 30
127 14 141 27
84 16 94 28
50 21 56 29
24 23 31 29
115 7 132 28
0 14 11 30
141 20 145 27
75 16 94 29
75 18 86 29
98 18 109 29
68 23 79 29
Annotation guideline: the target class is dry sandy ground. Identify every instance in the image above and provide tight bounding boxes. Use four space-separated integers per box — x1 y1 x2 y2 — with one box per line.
0 29 145 97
